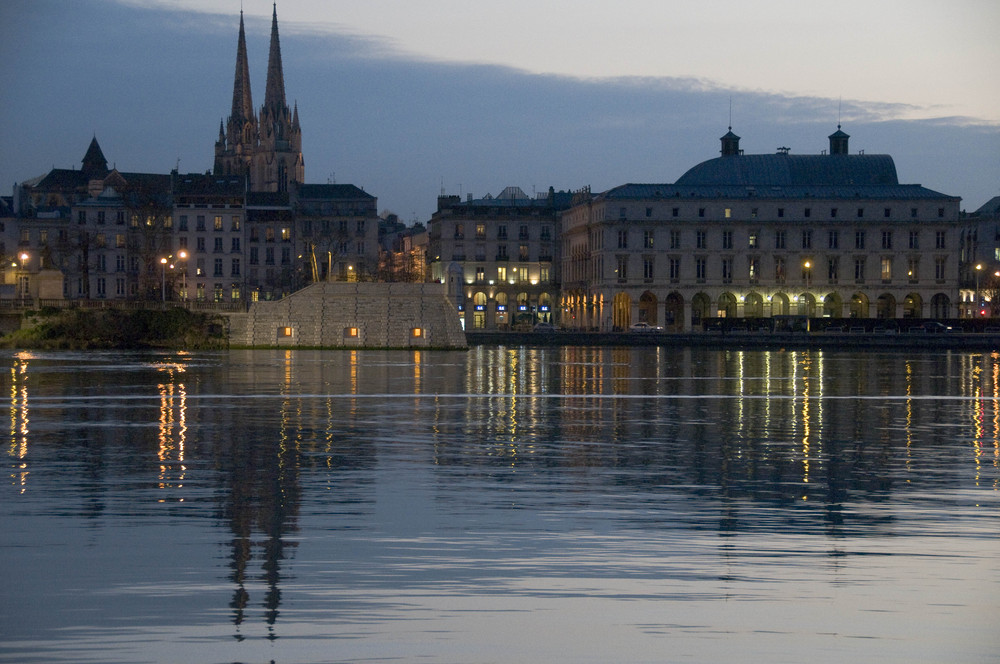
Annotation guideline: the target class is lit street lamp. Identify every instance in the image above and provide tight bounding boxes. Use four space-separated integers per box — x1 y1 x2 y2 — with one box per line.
160 257 168 302
976 263 983 316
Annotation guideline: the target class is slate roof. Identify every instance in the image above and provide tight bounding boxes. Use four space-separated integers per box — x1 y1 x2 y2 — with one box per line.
599 182 955 201
675 153 899 187
973 196 1000 217
296 183 374 200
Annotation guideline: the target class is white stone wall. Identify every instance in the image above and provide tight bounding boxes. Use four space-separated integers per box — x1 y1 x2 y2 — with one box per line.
228 282 467 349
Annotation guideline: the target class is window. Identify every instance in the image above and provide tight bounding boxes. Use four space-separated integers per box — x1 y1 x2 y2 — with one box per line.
97 211 105 225
774 230 786 249
196 258 206 276
748 232 758 249
281 227 291 242
476 223 486 238
827 257 839 283
265 227 275 242
911 208 918 218
672 207 679 217
695 257 707 282
115 255 126 272
804 208 811 218
265 247 274 265
645 207 652 218
721 230 733 249
802 230 812 249
344 327 359 338
231 259 241 277
213 237 223 253
356 220 365 233
830 208 838 218
617 229 628 249
909 231 919 249
855 257 866 283
96 254 106 272
748 256 759 283
231 237 241 252
250 247 259 265
282 247 291 264
696 230 706 249
214 258 224 277
96 277 106 297
616 255 628 281
116 211 125 225
777 208 785 218
519 245 529 261
908 257 919 283
724 208 732 219
935 257 946 281
669 257 680 282
855 230 866 249
938 208 945 218
884 208 892 218
475 266 485 282
497 266 507 282
882 231 893 249
179 215 188 231
774 256 785 283
196 237 206 252
454 223 464 239
643 257 654 281
936 231 946 249
881 256 892 282
279 326 293 338
857 208 864 219
670 230 681 249
214 216 223 231
231 215 241 231
540 225 552 241
497 225 507 239
828 230 839 249
721 257 733 283
618 208 627 220
78 210 86 224
539 267 549 283
643 230 654 248
196 215 206 231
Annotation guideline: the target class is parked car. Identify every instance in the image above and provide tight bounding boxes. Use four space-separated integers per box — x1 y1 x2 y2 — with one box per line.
628 322 663 332
533 322 555 332
912 322 954 333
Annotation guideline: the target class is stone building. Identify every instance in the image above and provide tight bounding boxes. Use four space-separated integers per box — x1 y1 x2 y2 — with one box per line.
560 127 962 331
428 186 572 330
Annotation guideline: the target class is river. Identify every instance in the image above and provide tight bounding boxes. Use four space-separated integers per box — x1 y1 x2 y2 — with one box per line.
2 347 998 663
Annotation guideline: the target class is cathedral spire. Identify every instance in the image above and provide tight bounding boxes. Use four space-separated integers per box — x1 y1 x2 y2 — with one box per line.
230 10 254 125
263 3 287 114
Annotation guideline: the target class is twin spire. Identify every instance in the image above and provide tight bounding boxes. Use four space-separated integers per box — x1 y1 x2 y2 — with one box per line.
215 3 304 192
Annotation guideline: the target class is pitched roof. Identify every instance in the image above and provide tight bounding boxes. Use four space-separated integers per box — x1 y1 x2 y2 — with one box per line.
295 183 374 201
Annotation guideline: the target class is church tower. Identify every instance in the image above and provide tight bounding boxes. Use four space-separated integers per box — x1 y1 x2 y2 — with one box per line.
214 11 258 181
252 3 304 193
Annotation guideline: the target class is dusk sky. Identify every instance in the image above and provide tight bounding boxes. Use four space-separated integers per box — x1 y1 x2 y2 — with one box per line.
1 0 997 221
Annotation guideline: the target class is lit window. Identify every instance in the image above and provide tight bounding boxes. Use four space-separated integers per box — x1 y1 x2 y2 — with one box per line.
411 328 424 338
279 326 293 337
344 327 359 338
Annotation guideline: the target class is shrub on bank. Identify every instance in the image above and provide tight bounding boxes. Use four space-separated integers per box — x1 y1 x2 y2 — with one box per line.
0 308 228 350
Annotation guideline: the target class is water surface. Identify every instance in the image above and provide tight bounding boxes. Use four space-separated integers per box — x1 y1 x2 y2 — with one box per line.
2 347 998 663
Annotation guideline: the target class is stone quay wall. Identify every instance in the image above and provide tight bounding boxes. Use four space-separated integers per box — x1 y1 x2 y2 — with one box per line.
227 282 467 349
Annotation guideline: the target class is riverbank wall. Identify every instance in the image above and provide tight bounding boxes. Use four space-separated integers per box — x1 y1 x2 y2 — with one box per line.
226 282 467 349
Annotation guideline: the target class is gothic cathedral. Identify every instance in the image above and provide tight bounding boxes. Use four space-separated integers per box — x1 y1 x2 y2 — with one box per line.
213 4 304 193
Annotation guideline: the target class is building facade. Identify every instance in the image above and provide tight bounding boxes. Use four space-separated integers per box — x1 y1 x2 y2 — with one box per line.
561 128 963 331
428 187 571 330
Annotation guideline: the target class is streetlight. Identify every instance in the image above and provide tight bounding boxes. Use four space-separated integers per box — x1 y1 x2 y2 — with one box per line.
160 257 168 302
803 260 812 287
976 263 983 316
18 252 29 305
177 250 188 301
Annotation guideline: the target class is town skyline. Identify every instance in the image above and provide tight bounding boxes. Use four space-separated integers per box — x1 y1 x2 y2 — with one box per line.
2 0 997 222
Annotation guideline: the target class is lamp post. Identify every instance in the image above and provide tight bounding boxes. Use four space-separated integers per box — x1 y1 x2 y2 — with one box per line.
18 252 29 305
177 250 188 302
976 263 983 316
160 257 168 302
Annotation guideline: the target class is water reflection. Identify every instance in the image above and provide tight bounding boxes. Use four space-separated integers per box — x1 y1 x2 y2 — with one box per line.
2 347 999 663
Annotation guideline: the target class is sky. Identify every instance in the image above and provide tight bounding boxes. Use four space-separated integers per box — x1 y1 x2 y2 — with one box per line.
1 0 998 222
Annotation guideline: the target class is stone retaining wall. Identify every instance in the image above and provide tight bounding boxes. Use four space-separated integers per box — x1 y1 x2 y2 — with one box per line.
227 282 467 349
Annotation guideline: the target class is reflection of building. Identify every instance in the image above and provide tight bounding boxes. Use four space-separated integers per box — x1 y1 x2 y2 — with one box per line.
428 187 573 330
960 197 1000 316
561 127 963 331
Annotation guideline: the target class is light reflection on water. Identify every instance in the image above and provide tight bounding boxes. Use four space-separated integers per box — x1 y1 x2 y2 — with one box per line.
2 347 999 664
